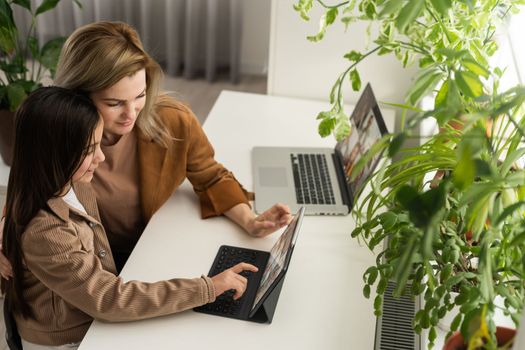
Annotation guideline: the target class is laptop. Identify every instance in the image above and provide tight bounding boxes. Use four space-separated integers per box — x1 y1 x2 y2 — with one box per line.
194 207 305 323
252 83 388 216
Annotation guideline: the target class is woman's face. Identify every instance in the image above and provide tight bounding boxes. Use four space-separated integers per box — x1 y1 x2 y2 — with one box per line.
72 119 105 183
90 69 147 145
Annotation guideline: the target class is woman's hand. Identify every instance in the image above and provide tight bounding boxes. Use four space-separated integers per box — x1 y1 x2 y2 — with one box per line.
0 217 13 280
211 262 258 300
225 203 292 238
245 203 292 237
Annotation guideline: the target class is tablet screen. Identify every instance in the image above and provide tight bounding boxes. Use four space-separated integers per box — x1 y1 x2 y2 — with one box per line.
251 207 304 312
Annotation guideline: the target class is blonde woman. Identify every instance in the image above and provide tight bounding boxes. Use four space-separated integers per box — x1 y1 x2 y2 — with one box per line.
0 21 290 277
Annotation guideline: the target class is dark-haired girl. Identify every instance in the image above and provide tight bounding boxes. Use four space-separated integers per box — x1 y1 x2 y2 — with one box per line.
1 87 257 350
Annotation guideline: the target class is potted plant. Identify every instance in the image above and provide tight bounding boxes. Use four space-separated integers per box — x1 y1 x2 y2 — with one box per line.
0 0 81 165
294 0 525 349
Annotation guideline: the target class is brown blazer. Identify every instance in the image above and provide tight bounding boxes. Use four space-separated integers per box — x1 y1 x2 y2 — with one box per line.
137 102 253 223
16 182 216 346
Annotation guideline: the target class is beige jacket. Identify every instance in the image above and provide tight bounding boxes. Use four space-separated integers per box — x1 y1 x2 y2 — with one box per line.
136 102 253 223
16 182 216 346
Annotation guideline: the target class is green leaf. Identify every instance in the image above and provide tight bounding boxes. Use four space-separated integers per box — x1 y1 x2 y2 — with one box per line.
418 56 434 68
377 46 393 55
408 70 442 105
0 0 16 54
379 0 405 17
458 183 495 208
460 126 488 158
344 50 363 62
364 1 376 18
28 36 39 59
368 268 379 285
329 76 341 105
377 277 388 295
349 68 361 91
12 0 31 11
334 110 351 140
396 185 419 209
501 148 525 176
378 211 398 230
388 132 406 157
473 159 492 178
441 264 453 280
469 197 490 241
496 201 525 225
0 0 16 29
325 7 338 25
451 313 462 331
363 284 371 298
455 70 483 98
307 7 338 42
504 171 525 187
510 232 525 247
430 0 452 16
6 83 27 111
395 0 424 33
39 37 66 76
445 80 461 112
293 0 314 20
462 58 490 79
393 234 418 295
318 116 337 137
453 146 475 190
0 27 16 54
434 81 448 109
437 48 468 60
477 242 493 301
0 61 27 76
35 0 61 16
374 295 383 316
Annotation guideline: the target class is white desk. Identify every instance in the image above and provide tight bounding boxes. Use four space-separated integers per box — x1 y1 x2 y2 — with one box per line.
79 91 396 350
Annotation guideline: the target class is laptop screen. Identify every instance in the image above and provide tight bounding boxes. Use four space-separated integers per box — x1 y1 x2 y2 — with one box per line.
250 207 305 312
335 83 388 200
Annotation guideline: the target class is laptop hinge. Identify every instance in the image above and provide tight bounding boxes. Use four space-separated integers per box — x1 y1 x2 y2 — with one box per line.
332 151 352 209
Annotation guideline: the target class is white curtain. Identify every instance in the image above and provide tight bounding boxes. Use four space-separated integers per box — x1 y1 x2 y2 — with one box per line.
13 0 242 82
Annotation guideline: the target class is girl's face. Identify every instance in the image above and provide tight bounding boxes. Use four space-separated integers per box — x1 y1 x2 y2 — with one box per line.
72 119 105 183
89 69 147 145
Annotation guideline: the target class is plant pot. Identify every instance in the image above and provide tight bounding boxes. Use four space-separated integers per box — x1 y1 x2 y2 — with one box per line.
443 327 516 350
0 109 15 166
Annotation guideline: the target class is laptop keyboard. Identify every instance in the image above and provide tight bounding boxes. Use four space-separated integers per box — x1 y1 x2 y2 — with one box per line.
291 153 335 205
196 246 259 316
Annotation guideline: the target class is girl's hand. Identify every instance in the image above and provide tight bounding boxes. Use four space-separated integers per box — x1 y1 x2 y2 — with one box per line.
211 263 258 300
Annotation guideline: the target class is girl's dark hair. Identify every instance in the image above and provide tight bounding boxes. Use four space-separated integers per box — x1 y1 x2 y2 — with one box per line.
1 86 100 318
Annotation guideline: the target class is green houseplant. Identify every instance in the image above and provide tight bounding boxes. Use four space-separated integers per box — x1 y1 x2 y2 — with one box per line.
294 0 525 349
0 0 81 165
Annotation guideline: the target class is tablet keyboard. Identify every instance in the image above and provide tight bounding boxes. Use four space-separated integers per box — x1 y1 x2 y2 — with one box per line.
195 246 261 317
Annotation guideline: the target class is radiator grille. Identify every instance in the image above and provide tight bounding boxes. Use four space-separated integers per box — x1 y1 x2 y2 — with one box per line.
375 281 420 350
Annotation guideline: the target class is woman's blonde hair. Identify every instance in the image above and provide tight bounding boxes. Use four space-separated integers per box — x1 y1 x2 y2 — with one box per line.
54 21 174 146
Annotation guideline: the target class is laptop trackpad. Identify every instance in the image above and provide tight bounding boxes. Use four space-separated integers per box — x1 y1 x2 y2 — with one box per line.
259 167 287 187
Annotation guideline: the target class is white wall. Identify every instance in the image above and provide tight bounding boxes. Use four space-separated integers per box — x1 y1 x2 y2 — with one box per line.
268 0 418 129
240 0 271 75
